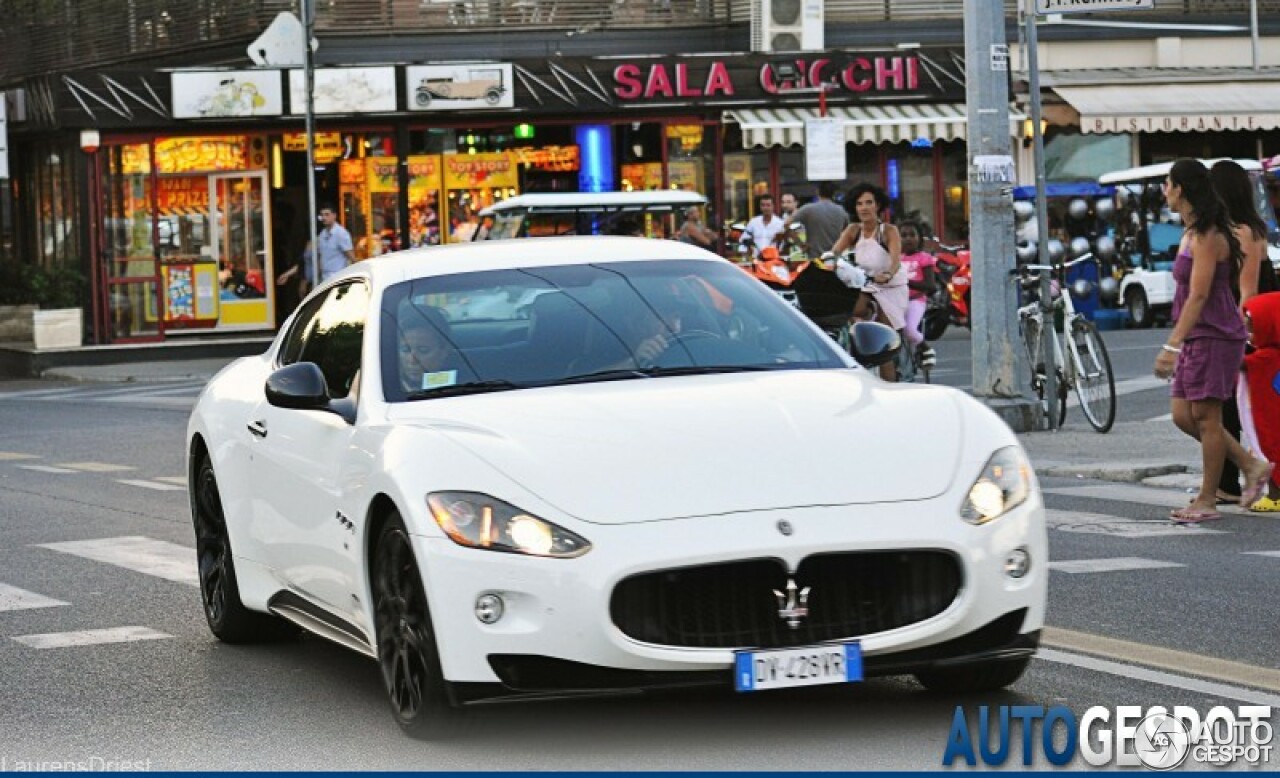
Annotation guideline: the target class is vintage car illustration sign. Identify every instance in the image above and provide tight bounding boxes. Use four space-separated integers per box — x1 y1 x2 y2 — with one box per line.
406 64 514 111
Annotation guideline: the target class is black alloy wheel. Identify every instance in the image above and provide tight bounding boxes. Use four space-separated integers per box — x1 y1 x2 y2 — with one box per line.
191 455 290 642
373 513 458 738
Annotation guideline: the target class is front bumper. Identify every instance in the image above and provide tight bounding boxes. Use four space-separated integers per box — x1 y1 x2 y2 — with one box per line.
412 492 1046 693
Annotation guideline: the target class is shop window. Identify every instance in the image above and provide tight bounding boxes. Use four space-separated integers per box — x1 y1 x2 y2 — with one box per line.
885 143 936 233
620 123 663 191
722 151 770 226
666 123 717 226
442 151 518 243
939 142 969 242
101 143 160 339
18 139 81 270
333 132 401 258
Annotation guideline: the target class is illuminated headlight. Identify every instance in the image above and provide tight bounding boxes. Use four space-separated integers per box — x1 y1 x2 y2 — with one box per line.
426 492 591 558
960 447 1033 525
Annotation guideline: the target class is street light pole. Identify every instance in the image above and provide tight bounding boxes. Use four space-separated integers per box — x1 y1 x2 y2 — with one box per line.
1250 0 1260 72
964 0 1037 431
302 0 319 287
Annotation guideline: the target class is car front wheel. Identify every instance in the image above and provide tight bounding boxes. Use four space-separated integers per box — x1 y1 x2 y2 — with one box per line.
373 512 460 738
914 657 1031 693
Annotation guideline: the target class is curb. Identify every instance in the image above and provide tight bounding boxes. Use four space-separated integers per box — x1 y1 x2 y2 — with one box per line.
1036 462 1189 483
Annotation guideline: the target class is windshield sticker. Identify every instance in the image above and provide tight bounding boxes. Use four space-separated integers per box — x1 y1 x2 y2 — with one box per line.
422 370 458 390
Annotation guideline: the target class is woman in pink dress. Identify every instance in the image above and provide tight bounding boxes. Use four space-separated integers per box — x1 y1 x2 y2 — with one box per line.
1154 159 1275 523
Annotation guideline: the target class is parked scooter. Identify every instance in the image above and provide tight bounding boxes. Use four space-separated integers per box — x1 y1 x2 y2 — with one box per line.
922 237 971 341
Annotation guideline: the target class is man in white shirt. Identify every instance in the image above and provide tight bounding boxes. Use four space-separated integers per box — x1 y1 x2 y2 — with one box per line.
742 194 785 257
315 205 355 283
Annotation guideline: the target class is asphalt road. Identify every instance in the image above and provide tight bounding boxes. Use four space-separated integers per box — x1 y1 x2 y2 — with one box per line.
0 331 1276 770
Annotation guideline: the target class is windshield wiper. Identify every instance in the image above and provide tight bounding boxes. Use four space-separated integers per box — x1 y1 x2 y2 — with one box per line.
405 379 525 400
547 365 781 386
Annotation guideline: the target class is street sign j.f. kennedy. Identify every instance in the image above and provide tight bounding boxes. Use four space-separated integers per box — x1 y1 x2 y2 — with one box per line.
1036 0 1152 13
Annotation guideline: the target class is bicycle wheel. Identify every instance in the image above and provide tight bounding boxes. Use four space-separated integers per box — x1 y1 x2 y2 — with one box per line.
1020 314 1066 427
1068 318 1116 433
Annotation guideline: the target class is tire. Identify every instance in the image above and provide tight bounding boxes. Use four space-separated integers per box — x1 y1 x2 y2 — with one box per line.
414 90 431 107
922 307 949 341
915 657 1031 693
1069 319 1116 433
484 87 502 105
373 512 461 739
1020 316 1066 428
190 455 292 643
1126 287 1152 328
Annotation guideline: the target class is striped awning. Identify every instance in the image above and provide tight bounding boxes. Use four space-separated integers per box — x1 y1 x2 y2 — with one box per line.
726 104 1025 148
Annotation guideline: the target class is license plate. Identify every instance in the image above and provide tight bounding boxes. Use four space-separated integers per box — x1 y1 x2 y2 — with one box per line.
734 642 863 692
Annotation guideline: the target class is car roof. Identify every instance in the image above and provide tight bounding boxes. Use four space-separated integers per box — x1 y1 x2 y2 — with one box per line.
1099 158 1263 185
335 236 725 285
479 191 707 216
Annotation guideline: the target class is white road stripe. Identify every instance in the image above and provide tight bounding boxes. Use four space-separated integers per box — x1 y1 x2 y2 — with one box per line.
1047 509 1226 537
1045 483 1206 510
1038 648 1280 708
0 583 69 612
1243 551 1280 558
36 536 197 586
0 386 96 399
11 626 172 649
117 479 186 492
1049 557 1185 574
1146 412 1173 423
153 476 187 486
58 462 135 473
16 464 76 474
0 452 39 461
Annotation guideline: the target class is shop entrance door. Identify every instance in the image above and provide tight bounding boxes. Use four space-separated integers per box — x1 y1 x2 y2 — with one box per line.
209 172 274 329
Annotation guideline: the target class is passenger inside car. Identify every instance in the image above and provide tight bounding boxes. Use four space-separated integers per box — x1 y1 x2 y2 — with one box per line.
396 306 471 391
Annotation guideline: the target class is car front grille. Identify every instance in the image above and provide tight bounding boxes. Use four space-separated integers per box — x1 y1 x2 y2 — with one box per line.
609 551 962 649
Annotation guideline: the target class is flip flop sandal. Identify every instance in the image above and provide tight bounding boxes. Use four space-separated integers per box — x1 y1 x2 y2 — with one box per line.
1240 462 1277 508
1169 507 1223 523
1249 496 1280 513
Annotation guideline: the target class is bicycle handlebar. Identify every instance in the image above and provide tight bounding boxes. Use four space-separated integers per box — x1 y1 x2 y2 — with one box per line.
1011 252 1096 277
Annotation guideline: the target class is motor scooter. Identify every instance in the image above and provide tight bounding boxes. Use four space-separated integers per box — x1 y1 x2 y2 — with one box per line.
922 238 971 341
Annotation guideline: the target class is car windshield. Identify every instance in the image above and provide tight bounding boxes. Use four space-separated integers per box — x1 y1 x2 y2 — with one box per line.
380 259 847 402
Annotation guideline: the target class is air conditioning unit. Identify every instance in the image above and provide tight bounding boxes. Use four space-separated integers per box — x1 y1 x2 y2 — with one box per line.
751 0 824 53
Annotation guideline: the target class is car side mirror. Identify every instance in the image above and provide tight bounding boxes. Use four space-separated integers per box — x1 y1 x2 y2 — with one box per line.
266 362 331 411
848 321 901 368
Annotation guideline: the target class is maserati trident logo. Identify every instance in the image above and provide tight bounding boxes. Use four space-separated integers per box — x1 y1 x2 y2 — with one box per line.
772 578 810 629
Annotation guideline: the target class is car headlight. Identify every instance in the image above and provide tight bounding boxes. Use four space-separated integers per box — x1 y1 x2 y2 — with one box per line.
426 491 591 558
960 447 1033 525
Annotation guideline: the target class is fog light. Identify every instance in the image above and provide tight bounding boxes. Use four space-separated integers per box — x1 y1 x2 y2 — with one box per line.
475 593 504 624
1004 548 1030 579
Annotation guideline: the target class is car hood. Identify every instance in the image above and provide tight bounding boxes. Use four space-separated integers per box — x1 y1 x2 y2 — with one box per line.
387 370 964 524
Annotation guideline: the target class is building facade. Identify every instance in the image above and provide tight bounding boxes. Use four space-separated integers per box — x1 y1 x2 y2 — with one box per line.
1 0 1276 343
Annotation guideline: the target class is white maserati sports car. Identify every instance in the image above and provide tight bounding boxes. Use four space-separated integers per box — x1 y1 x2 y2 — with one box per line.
186 236 1046 738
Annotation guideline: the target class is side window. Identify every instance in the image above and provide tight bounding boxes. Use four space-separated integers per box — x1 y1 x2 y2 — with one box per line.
295 282 371 398
279 290 332 366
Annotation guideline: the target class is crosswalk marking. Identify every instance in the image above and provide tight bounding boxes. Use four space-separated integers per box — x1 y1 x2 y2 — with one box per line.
58 462 135 473
0 452 39 461
1045 483 1214 511
1243 551 1280 558
0 583 69 612
1047 509 1226 537
36 536 197 587
117 479 186 492
1049 557 1185 574
16 464 76 474
0 381 206 405
154 476 187 486
11 626 172 649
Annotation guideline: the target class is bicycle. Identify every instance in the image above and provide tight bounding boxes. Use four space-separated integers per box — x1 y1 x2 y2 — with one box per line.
1013 253 1116 433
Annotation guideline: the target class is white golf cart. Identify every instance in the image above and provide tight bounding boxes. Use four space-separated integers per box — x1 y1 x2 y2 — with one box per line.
474 191 708 241
1099 159 1280 328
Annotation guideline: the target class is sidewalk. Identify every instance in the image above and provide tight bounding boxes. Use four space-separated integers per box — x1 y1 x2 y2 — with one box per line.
32 354 1206 487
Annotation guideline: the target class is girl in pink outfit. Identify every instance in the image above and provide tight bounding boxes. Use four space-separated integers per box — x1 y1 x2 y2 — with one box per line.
898 220 939 368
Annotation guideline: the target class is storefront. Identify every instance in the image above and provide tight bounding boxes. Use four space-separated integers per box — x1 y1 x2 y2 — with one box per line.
9 46 1003 343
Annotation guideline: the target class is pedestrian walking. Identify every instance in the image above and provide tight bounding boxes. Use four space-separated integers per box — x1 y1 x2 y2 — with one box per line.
1155 159 1274 523
1239 292 1280 512
316 204 355 283
785 181 848 257
1206 160 1280 502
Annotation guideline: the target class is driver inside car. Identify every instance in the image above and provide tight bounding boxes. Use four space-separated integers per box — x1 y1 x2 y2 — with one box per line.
397 307 468 392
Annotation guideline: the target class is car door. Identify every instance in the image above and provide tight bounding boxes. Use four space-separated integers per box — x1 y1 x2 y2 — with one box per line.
249 281 370 616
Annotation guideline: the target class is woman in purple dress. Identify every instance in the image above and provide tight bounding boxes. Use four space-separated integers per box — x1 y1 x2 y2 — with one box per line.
1155 159 1275 522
